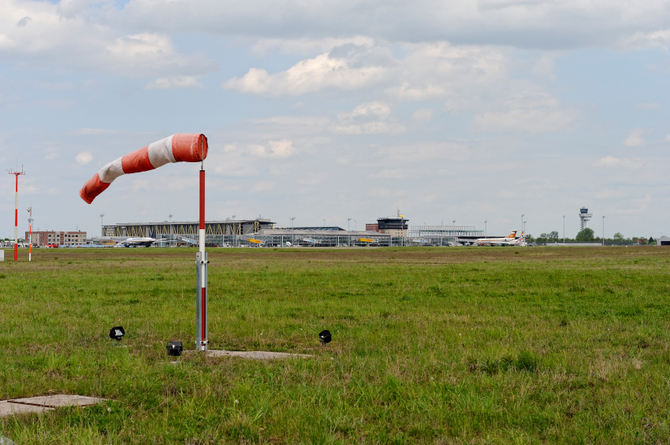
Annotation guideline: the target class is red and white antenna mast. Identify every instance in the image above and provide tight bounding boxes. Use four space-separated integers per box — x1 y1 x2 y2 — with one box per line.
8 166 25 262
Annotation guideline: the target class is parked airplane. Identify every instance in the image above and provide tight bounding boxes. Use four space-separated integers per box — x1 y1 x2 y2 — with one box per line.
475 231 525 246
112 237 156 247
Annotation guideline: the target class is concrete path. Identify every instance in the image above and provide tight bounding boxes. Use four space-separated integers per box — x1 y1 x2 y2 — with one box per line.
0 395 106 417
0 401 53 416
206 350 313 360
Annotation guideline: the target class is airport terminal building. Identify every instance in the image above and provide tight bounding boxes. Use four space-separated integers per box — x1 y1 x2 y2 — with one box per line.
102 216 485 247
24 230 87 247
102 218 276 247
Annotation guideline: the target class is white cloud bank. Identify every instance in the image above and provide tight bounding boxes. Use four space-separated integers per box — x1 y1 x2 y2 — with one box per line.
224 41 507 107
114 0 670 51
0 1 217 78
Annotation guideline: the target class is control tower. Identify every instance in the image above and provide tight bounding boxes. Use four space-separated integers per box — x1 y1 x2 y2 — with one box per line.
579 207 592 231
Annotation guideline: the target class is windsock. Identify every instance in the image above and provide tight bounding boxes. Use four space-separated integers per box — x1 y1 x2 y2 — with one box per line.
79 134 208 204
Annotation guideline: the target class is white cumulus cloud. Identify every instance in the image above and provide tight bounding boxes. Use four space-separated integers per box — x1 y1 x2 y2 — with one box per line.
249 139 297 158
624 128 645 146
625 29 670 49
145 76 203 90
594 156 644 169
223 44 393 96
471 90 576 133
224 41 507 106
329 102 405 135
532 55 556 80
75 152 93 165
371 169 408 179
251 36 376 55
413 108 434 122
0 1 217 78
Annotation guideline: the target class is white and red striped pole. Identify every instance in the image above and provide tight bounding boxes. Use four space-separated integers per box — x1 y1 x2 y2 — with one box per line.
8 168 25 262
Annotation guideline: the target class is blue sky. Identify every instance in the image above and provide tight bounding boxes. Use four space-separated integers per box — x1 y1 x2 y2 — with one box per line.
1 0 669 239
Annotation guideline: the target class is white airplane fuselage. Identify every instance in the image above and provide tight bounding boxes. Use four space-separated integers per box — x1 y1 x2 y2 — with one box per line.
113 237 156 247
475 231 524 246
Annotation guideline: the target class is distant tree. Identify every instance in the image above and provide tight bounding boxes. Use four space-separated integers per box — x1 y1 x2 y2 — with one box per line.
576 228 595 241
548 231 559 240
613 232 624 241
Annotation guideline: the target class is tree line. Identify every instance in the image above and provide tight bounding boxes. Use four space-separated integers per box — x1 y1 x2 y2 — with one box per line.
528 229 656 245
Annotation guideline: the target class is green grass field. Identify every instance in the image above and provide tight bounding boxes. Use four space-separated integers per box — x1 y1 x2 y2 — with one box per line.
1 246 669 444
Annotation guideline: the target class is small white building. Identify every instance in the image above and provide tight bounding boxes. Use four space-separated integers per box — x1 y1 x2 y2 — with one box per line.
658 235 670 246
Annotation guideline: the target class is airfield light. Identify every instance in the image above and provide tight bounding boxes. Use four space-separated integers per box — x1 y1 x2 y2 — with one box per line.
319 330 332 346
602 216 605 246
166 341 183 356
109 326 125 342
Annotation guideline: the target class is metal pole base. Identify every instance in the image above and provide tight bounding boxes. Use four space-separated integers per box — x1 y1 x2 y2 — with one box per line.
195 251 209 352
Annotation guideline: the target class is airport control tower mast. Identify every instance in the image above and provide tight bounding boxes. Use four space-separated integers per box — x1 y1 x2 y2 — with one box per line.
579 207 592 231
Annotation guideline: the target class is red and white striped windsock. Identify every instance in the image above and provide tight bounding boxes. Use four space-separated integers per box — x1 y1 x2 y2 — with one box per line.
79 134 208 204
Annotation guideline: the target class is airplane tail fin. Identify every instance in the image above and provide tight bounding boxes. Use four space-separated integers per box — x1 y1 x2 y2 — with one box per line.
506 231 517 238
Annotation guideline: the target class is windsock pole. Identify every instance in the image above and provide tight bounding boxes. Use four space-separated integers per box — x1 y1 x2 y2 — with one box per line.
195 160 209 352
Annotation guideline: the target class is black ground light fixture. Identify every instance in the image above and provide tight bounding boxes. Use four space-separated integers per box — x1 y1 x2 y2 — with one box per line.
166 341 183 356
109 326 125 342
319 330 332 345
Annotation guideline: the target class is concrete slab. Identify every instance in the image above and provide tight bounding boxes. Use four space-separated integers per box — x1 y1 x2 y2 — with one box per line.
206 350 313 360
0 401 53 417
8 395 106 408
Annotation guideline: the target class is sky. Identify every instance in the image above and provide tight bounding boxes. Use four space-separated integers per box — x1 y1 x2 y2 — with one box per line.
1 0 669 240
